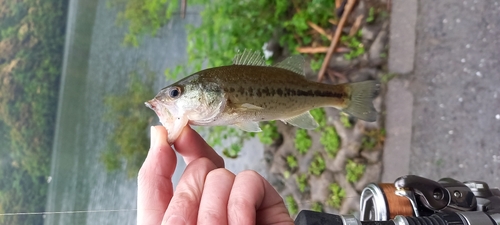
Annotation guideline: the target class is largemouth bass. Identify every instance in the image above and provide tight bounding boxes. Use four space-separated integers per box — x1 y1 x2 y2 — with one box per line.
146 50 380 143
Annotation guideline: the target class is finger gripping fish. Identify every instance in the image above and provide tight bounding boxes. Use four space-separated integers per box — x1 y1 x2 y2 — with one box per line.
146 50 380 143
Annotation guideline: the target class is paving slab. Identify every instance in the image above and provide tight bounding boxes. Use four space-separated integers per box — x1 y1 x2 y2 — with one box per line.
385 0 500 188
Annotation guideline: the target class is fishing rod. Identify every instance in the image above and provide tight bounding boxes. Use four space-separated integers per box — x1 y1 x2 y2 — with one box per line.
0 209 136 216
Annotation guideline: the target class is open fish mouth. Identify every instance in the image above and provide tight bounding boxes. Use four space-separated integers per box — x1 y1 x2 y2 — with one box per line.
145 100 160 117
145 99 176 125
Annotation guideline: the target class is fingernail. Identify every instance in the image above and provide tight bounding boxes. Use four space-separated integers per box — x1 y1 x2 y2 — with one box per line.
165 215 186 225
150 126 158 148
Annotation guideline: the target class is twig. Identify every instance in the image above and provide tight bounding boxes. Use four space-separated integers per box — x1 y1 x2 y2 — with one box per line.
317 0 357 82
307 21 332 41
297 46 329 54
349 15 364 36
181 0 187 18
329 19 338 25
297 46 351 54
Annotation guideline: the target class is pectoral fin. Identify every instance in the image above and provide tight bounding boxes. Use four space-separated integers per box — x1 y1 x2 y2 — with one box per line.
281 111 319 129
234 121 262 132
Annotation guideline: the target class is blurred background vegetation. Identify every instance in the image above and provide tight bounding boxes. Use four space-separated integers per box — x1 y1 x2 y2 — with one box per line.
0 0 68 224
0 0 371 222
102 0 340 175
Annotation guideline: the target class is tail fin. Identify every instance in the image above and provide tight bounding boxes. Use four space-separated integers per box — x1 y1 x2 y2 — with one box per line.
342 80 380 122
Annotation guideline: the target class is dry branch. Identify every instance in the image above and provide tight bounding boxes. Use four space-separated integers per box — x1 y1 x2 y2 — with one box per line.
307 21 332 41
349 15 364 36
297 47 329 54
317 0 357 82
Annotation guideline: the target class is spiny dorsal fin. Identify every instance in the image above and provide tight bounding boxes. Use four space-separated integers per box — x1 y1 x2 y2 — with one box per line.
273 55 305 76
233 49 266 66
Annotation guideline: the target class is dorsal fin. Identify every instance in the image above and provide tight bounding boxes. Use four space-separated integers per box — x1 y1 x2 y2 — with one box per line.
273 55 305 76
232 49 266 66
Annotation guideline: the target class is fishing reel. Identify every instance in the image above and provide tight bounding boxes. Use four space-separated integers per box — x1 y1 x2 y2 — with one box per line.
294 175 500 225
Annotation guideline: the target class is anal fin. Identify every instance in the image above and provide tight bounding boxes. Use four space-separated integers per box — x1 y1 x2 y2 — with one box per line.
234 121 262 132
281 111 319 129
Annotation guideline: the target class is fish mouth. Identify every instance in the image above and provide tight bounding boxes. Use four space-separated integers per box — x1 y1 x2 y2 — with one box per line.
145 99 163 117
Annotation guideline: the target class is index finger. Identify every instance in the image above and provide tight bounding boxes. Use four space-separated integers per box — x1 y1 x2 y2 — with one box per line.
173 125 225 168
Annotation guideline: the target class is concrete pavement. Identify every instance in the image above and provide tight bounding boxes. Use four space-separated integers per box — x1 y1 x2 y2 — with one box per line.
383 0 500 188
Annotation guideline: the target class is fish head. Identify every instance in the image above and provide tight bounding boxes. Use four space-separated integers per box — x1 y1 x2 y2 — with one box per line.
145 76 226 144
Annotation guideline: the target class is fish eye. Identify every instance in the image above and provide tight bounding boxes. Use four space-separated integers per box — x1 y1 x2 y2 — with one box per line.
168 86 182 99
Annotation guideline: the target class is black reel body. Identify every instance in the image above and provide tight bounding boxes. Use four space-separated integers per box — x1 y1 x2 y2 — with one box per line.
294 175 500 225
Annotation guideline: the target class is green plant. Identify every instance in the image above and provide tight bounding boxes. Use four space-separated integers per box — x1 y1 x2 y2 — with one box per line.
102 69 156 177
341 31 365 60
346 160 365 183
295 129 312 154
285 195 299 215
327 183 346 208
108 0 179 46
362 129 385 150
258 121 280 145
286 155 299 170
205 126 254 159
381 73 398 83
311 202 323 212
320 127 340 158
310 108 327 129
340 113 352 128
295 173 308 193
0 1 67 223
222 143 242 159
366 7 376 23
310 55 325 72
283 170 291 179
309 153 326 176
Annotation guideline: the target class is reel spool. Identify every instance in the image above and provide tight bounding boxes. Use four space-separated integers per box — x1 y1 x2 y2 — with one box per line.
360 183 414 221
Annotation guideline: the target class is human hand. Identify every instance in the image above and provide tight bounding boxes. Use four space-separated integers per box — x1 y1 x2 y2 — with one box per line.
137 125 294 225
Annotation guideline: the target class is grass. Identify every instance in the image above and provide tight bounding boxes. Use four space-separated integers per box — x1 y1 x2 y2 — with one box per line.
320 127 340 158
308 153 326 176
295 129 312 155
327 183 346 209
346 160 365 183
285 195 299 215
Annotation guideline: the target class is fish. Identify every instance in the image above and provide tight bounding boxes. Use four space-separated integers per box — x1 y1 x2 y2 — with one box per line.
145 50 380 143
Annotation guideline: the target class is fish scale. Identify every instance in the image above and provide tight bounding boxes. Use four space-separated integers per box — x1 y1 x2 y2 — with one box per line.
198 65 349 119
